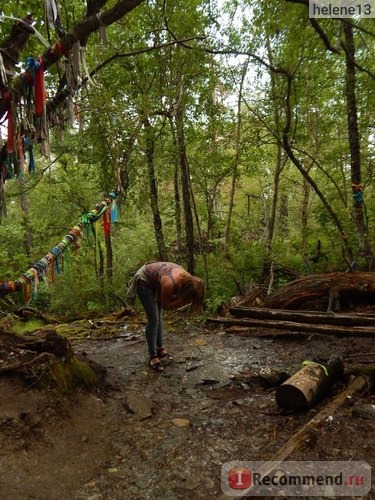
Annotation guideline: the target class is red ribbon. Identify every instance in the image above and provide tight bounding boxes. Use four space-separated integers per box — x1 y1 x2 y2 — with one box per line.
103 209 111 236
7 108 14 154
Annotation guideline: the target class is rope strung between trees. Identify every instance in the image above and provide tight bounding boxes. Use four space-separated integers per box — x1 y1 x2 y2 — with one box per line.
0 194 118 302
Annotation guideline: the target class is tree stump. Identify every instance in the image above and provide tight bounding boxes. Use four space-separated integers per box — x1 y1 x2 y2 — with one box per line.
0 329 103 393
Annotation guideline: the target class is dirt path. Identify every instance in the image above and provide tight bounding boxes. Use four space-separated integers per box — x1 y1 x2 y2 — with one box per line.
0 313 374 499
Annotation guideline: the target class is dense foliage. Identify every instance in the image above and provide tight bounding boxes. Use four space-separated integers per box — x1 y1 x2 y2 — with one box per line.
0 0 374 316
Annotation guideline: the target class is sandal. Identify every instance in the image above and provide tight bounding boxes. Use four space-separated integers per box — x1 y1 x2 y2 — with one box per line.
157 348 173 360
149 356 164 372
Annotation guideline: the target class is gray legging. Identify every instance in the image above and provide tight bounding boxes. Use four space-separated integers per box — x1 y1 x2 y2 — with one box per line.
137 284 163 357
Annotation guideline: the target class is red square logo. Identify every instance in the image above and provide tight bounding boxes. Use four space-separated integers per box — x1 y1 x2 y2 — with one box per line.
228 467 252 489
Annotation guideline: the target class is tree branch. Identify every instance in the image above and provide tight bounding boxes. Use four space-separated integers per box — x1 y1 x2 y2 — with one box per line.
46 36 206 118
0 0 146 120
308 17 341 53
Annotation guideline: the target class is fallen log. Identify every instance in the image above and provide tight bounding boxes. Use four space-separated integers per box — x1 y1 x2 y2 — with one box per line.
206 317 375 337
241 376 373 499
275 357 344 411
218 374 371 500
229 306 375 326
264 272 375 311
255 374 371 475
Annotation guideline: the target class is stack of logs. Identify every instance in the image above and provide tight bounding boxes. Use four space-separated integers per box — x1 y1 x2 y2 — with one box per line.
208 272 375 337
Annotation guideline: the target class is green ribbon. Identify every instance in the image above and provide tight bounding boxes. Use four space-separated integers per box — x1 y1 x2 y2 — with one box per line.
301 360 329 377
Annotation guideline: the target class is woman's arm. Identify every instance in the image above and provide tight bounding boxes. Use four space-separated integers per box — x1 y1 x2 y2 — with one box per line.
160 275 187 309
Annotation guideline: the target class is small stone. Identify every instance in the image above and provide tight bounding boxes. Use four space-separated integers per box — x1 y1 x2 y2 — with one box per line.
213 381 232 390
185 388 199 395
173 356 187 364
185 477 201 490
126 392 153 420
227 407 242 415
171 418 190 428
195 338 207 346
199 378 221 385
186 363 203 372
135 478 152 490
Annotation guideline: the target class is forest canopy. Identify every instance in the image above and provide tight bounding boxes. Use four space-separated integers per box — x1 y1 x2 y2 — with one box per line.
0 0 374 316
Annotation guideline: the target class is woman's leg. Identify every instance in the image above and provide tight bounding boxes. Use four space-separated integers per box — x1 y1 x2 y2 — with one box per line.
137 285 160 357
156 303 164 351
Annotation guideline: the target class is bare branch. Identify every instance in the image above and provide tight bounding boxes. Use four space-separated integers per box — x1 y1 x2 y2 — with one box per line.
309 17 341 53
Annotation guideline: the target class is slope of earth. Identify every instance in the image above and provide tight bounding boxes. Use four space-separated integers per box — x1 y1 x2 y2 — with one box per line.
0 310 374 499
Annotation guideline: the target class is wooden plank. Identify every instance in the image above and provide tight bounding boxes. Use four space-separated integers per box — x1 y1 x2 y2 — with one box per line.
229 306 375 326
206 316 375 337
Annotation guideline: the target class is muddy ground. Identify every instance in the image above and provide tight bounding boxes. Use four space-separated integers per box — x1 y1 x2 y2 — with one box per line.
0 308 374 500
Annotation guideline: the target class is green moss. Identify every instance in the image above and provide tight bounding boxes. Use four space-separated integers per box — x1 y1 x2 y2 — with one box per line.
55 322 90 340
48 356 97 395
12 320 45 334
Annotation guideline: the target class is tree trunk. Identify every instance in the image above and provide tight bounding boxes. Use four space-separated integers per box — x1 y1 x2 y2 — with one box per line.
175 104 195 273
92 223 105 289
173 164 183 255
168 116 183 256
225 60 247 250
105 232 113 283
207 316 375 337
301 177 310 256
0 14 34 82
262 37 286 280
18 173 33 257
118 131 138 196
342 21 374 267
142 116 168 261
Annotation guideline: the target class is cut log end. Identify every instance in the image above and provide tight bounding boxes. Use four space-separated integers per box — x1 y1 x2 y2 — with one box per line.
275 359 344 411
276 384 310 411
